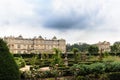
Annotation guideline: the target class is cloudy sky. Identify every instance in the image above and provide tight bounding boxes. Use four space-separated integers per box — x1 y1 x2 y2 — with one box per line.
1 0 120 44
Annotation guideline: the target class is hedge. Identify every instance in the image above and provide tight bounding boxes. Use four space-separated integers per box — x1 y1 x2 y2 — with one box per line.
70 61 120 76
0 39 20 80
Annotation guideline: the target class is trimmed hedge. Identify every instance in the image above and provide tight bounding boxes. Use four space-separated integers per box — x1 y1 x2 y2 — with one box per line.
0 39 20 80
70 61 120 76
75 72 120 80
13 53 65 59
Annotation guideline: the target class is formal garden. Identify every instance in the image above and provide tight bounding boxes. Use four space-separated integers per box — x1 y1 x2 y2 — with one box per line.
15 50 120 80
1 38 120 80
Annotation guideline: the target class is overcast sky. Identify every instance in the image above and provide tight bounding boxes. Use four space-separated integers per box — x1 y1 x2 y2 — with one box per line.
1 0 120 44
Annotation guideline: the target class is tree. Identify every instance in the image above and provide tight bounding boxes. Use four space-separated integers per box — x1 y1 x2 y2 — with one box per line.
88 45 99 55
66 43 90 52
72 48 79 63
79 43 90 52
51 48 63 66
51 48 63 80
111 41 120 55
66 44 73 52
30 54 38 67
0 39 20 80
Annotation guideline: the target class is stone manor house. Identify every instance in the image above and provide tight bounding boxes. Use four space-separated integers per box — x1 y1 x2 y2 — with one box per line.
3 35 66 54
96 41 111 53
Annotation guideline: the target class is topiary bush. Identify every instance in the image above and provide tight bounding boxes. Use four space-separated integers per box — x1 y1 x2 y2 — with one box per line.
0 39 20 80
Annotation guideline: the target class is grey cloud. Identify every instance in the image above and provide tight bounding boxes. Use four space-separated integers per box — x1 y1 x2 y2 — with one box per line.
41 9 103 31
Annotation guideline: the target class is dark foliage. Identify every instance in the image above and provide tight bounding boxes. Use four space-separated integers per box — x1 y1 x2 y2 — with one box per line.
0 39 20 80
88 45 99 55
66 43 90 52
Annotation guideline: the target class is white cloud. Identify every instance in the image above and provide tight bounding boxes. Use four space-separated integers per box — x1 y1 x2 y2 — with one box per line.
0 0 35 26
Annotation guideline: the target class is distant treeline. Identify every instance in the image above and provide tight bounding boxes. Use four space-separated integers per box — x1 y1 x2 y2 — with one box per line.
66 43 90 52
67 41 120 54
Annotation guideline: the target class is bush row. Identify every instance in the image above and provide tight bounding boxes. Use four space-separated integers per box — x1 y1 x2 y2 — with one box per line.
76 72 120 80
70 61 120 76
13 53 65 58
21 70 120 80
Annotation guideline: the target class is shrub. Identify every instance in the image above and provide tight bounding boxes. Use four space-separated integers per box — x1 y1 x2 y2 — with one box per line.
103 51 109 58
42 71 55 78
105 61 120 72
0 39 20 80
99 74 109 80
76 76 86 80
70 63 105 76
90 62 105 74
15 57 26 68
70 64 90 76
40 70 59 78
20 71 31 79
107 72 120 80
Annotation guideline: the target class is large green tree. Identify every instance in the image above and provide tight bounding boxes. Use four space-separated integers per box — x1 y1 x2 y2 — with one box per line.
111 41 120 55
88 45 99 55
0 39 20 80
